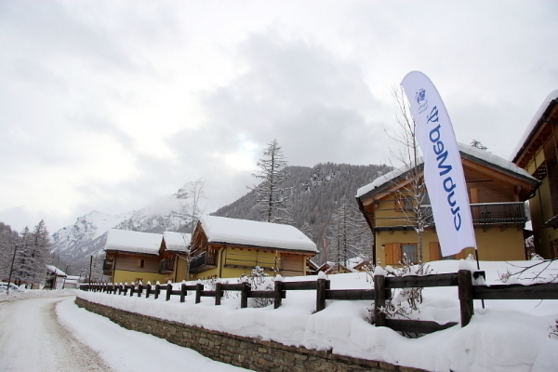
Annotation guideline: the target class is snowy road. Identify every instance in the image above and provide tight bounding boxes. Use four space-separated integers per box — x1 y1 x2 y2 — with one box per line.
0 295 251 372
0 296 112 372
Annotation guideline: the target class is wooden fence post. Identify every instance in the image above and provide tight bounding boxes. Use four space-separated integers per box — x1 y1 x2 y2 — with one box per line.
130 284 134 297
316 278 327 312
274 280 284 309
458 270 474 327
374 275 387 327
240 282 250 309
180 283 186 303
215 282 223 305
154 283 160 300
137 283 143 297
146 283 151 299
195 283 203 304
166 283 172 301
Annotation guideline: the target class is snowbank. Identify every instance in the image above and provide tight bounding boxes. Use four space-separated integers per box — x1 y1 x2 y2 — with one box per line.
77 260 558 372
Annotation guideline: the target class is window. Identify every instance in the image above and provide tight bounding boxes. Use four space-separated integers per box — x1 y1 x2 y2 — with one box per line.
402 244 417 263
137 259 145 268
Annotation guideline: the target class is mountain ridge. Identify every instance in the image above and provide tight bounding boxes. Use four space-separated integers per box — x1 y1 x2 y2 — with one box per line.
49 162 392 273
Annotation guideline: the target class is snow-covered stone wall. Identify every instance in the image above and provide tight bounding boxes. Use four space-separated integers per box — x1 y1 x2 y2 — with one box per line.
75 298 426 372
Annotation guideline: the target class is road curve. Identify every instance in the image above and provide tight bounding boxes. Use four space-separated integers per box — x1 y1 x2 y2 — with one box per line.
0 296 113 372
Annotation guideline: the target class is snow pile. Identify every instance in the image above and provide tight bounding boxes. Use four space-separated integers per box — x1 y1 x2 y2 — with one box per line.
77 260 558 372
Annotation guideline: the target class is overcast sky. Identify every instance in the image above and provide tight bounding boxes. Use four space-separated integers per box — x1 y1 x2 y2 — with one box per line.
1 0 557 233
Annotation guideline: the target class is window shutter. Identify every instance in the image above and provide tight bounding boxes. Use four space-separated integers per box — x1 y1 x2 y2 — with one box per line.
429 242 441 261
385 243 402 265
385 243 394 265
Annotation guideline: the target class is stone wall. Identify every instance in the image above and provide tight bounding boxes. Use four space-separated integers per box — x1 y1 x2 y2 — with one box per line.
75 298 427 372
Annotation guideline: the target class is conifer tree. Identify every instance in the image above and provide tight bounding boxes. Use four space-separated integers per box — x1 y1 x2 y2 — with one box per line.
327 197 372 271
0 223 19 279
250 139 292 223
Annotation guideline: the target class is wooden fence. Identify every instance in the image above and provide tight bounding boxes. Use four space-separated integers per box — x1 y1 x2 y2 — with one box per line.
81 270 558 335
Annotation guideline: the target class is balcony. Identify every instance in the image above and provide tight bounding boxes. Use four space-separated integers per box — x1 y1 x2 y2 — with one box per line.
102 260 113 276
189 251 217 273
158 258 174 274
421 202 527 226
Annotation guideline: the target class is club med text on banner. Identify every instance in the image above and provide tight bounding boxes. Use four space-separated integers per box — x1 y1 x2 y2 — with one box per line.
400 71 476 257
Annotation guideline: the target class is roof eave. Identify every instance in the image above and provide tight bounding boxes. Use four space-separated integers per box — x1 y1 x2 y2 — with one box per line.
207 240 318 255
512 98 558 164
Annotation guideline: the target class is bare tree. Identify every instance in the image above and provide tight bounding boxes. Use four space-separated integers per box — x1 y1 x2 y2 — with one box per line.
386 87 433 262
175 179 206 233
250 139 292 223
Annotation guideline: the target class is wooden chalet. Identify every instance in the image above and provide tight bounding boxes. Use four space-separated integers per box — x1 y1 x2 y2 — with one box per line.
356 143 540 266
188 215 318 279
103 229 164 284
512 89 558 258
45 265 67 289
160 231 191 282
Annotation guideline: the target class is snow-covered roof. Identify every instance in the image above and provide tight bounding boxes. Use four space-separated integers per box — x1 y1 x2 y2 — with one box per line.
104 229 162 255
511 89 558 162
163 232 191 253
199 215 318 253
356 142 538 198
46 265 67 277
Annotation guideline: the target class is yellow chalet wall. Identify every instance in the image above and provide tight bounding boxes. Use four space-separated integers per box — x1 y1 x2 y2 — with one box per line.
512 90 558 259
103 230 191 284
188 215 317 280
357 143 540 266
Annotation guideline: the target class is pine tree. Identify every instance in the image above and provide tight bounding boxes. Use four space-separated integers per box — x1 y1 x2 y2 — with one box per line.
250 139 292 223
0 223 19 279
10 221 52 287
327 197 371 271
29 220 52 286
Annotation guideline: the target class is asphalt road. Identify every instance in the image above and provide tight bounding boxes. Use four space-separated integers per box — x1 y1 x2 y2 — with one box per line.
0 296 113 372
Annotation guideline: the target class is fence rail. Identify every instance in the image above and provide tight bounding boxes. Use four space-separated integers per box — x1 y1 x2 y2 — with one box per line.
81 270 558 335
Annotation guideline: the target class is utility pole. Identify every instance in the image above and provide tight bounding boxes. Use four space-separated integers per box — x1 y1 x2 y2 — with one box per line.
88 255 93 284
62 264 69 289
6 244 18 294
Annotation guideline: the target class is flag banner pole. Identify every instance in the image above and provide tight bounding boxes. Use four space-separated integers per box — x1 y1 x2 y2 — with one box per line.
401 71 477 259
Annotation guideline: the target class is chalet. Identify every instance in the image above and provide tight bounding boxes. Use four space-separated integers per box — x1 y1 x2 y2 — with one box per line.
103 229 165 284
45 265 67 289
160 231 191 282
356 143 540 266
306 258 319 275
188 215 318 279
512 90 558 258
316 261 351 275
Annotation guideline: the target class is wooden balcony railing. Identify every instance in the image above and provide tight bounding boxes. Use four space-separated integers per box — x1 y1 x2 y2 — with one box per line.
159 259 174 274
189 251 217 273
421 202 527 226
102 260 113 275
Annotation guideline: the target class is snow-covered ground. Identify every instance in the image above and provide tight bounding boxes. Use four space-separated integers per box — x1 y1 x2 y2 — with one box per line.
71 259 558 372
0 293 251 372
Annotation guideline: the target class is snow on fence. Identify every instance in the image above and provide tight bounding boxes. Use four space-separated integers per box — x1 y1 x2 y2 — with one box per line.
81 270 558 335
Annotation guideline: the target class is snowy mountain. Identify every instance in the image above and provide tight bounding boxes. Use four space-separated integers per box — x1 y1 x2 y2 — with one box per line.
213 163 393 263
50 185 198 271
50 163 393 271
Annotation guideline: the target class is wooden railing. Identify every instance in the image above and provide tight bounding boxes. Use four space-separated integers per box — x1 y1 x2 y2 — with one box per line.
102 260 113 275
189 251 216 273
421 202 527 226
81 270 558 335
158 259 174 274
